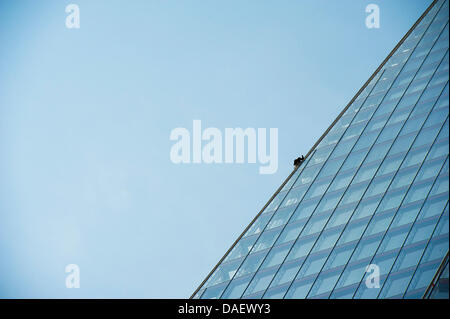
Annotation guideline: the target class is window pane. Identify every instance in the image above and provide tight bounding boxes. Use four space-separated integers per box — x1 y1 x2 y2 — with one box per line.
244 268 277 296
286 236 317 261
261 245 291 269
236 251 267 277
221 275 253 298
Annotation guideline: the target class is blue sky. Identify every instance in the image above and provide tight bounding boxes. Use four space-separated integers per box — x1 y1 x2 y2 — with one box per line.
0 0 431 298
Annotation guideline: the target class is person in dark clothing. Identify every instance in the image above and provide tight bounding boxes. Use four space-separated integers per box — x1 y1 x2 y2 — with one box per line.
294 155 305 166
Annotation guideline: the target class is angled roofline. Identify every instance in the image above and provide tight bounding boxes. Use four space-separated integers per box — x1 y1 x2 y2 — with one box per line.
190 0 439 299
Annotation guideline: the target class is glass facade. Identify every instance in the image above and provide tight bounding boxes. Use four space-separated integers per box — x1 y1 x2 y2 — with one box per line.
193 0 449 299
424 252 449 298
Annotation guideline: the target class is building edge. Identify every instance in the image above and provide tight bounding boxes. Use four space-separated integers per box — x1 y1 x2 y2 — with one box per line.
190 0 439 299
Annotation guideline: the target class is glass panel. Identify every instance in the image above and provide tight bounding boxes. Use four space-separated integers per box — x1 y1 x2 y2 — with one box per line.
264 191 287 213
323 242 357 270
378 226 410 254
290 198 319 222
415 159 445 182
294 165 321 187
244 268 278 296
328 171 353 192
334 262 366 290
280 186 308 209
352 235 383 262
421 236 449 264
389 134 417 155
315 190 344 214
236 251 267 277
206 259 242 287
337 220 367 245
391 166 419 189
251 228 283 253
354 162 379 183
341 182 368 205
221 275 253 299
266 206 297 229
317 157 346 179
400 115 428 136
327 206 355 228
201 282 229 299
244 213 272 237
378 123 403 143
365 211 395 236
301 212 331 237
402 147 429 168
365 175 393 198
296 251 328 278
270 261 301 288
427 141 449 161
264 285 289 299
286 236 317 261
261 245 291 269
389 202 423 229
354 130 379 151
352 197 380 219
392 243 427 272
412 125 443 149
429 174 450 196
312 227 342 252
408 261 442 292
308 271 341 298
379 269 415 298
371 251 399 282
419 196 448 219
365 143 391 163
379 152 405 175
330 138 358 159
225 236 258 262
403 180 435 205
276 221 305 245
304 178 332 200
285 278 316 299
405 218 439 245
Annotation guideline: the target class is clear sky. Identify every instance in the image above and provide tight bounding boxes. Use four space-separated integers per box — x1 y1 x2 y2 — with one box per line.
0 0 432 298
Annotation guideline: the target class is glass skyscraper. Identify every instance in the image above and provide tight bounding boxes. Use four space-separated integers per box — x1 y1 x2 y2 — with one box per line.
193 0 449 299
